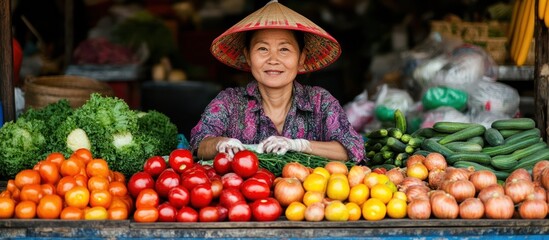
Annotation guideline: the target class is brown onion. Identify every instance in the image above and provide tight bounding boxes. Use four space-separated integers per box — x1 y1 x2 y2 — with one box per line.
528 186 547 201
505 168 532 185
469 170 497 193
385 168 405 186
431 192 459 219
443 179 476 203
405 185 430 202
459 198 485 219
519 199 548 219
505 179 535 204
398 177 427 192
274 177 305 207
304 202 325 221
428 169 446 190
443 167 473 182
424 152 447 171
347 165 370 188
407 198 431 219
533 160 549 183
324 161 349 175
484 193 515 219
282 162 310 182
406 154 426 168
478 184 505 203
542 168 549 190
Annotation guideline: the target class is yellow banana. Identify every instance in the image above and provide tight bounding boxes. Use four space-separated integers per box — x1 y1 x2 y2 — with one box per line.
508 0 521 39
510 0 528 60
516 0 535 66
545 0 549 27
540 0 547 19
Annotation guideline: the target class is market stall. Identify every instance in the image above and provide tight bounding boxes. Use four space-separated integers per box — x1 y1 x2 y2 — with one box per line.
1 0 549 239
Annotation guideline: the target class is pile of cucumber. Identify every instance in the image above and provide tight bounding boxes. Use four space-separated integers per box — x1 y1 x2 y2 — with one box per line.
414 118 549 180
364 110 424 168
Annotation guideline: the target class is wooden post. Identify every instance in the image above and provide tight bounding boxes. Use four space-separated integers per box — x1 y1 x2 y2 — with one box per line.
0 0 15 123
535 0 549 142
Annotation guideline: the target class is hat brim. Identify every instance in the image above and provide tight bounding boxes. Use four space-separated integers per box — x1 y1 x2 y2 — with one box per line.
210 1 341 74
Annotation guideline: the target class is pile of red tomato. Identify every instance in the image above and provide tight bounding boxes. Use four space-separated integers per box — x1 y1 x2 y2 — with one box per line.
0 149 132 220
128 149 282 222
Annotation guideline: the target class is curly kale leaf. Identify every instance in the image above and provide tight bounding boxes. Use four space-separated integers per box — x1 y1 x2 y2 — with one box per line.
137 110 178 156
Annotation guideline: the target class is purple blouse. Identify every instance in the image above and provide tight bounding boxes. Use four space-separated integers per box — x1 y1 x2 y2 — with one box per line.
190 81 365 162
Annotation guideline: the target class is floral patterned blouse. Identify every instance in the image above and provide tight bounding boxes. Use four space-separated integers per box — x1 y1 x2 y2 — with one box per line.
190 81 365 163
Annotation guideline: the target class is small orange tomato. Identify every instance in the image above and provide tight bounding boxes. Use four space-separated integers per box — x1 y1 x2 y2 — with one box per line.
88 176 110 192
84 206 108 220
7 179 17 193
39 161 60 184
33 161 42 171
40 183 56 195
45 152 66 167
37 194 63 219
110 197 130 211
14 169 41 189
15 200 36 219
135 189 160 209
71 148 93 165
0 190 11 198
86 159 110 178
108 181 128 197
112 171 126 183
56 176 77 198
60 206 84 220
107 206 128 220
19 184 44 204
60 157 83 177
89 189 112 209
64 186 90 209
133 206 158 222
74 174 88 188
0 197 15 218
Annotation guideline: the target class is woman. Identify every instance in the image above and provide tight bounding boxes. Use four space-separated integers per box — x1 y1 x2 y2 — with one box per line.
190 0 364 163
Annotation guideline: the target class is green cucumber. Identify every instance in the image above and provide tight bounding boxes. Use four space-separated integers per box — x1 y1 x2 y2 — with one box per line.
411 128 436 138
400 134 412 143
444 142 483 152
491 118 536 130
421 139 454 157
382 150 395 160
371 152 385 165
433 122 484 133
438 125 486 145
394 152 409 167
498 129 523 138
367 150 376 158
481 135 541 156
467 136 485 147
484 128 505 146
387 137 406 152
413 149 431 157
405 145 416 154
453 161 509 180
504 128 541 145
490 142 548 170
513 148 549 171
446 152 491 165
394 109 407 133
367 129 388 138
388 128 403 139
407 137 424 148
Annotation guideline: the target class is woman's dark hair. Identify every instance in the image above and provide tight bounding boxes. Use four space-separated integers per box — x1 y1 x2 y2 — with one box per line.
244 30 305 52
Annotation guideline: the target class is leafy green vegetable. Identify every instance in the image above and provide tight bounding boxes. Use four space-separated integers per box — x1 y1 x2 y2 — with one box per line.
256 152 356 177
137 110 178 155
0 119 46 178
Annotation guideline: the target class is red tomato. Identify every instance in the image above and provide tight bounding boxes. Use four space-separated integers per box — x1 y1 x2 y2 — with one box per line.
250 198 282 221
204 166 218 179
256 168 276 185
213 153 232 175
190 184 213 209
199 206 219 222
249 171 274 187
155 169 180 199
228 201 252 222
221 172 243 190
240 179 270 201
219 188 245 208
216 205 228 221
143 156 167 178
127 172 155 198
176 206 198 222
157 202 178 222
136 189 160 209
134 206 159 222
210 179 223 199
231 150 259 178
168 149 194 174
181 170 210 191
168 185 190 209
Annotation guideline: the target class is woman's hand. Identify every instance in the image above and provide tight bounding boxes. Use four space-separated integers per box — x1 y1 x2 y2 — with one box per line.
257 136 311 155
216 137 245 158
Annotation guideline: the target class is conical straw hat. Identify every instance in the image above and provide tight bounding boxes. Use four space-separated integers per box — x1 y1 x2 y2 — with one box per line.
210 0 341 74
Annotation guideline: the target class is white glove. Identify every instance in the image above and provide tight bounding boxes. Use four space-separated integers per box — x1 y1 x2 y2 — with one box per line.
216 138 245 158
256 136 311 155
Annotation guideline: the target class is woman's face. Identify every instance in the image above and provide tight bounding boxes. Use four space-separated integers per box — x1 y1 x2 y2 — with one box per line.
244 29 306 89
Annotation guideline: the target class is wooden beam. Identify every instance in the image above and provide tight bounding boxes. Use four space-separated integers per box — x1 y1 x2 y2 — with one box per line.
0 0 15 123
535 12 549 142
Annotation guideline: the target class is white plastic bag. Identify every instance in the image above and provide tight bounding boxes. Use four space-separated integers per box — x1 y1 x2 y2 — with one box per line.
344 90 375 132
467 80 520 117
421 107 470 128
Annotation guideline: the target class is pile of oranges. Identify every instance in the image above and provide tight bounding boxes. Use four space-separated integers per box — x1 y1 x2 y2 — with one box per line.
0 149 132 220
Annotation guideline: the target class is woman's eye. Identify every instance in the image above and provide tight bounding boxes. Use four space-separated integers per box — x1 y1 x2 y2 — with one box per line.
257 47 268 51
280 48 289 52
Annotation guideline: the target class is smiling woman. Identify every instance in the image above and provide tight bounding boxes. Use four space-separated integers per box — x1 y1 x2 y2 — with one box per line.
190 0 364 164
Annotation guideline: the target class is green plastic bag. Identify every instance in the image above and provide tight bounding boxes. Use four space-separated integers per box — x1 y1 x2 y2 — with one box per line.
422 87 468 111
